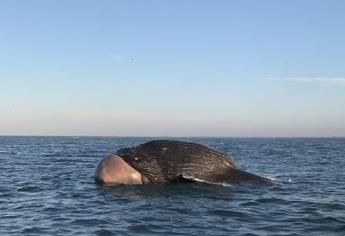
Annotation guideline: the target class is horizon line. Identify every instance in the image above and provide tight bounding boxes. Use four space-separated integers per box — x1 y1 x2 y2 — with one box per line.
0 134 344 139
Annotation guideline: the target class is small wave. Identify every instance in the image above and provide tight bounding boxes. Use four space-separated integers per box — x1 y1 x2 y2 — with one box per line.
208 209 249 218
21 227 46 234
94 229 114 236
17 186 43 193
72 218 109 226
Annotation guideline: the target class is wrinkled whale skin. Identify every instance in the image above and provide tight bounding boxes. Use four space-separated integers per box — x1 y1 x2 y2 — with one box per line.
117 140 269 185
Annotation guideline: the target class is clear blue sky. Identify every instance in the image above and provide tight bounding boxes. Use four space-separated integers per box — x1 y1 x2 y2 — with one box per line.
1 0 345 137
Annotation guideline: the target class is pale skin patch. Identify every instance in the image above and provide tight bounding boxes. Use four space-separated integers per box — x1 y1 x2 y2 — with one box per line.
94 155 143 184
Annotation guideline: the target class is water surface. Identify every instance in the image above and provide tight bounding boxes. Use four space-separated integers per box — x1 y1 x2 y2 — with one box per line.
1 137 344 235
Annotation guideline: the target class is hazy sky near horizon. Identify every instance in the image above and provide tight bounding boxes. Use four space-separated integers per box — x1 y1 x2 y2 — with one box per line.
1 0 345 137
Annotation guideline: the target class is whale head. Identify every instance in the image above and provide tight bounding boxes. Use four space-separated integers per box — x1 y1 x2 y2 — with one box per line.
94 155 143 185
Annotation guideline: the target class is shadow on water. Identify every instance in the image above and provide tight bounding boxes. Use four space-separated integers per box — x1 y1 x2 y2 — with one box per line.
98 182 237 200
96 181 275 203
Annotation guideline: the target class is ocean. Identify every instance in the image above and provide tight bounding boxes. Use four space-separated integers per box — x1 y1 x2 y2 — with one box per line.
1 136 344 235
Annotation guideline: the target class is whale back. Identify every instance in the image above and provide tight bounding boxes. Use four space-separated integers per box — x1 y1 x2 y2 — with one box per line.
117 140 242 184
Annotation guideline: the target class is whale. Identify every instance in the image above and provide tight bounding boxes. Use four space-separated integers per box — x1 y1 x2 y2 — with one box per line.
95 140 270 185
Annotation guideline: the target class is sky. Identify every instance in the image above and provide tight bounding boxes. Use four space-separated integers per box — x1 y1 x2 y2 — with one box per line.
1 0 345 137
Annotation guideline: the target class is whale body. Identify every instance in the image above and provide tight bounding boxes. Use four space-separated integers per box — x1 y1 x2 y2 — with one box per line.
114 140 269 185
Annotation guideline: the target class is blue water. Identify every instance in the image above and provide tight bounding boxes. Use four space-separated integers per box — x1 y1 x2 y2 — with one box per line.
1 137 345 235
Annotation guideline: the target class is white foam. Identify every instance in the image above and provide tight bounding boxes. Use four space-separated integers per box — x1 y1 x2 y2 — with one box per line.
265 176 277 181
183 175 233 187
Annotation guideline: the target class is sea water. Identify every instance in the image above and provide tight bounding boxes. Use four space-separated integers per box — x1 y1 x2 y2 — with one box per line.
1 137 344 235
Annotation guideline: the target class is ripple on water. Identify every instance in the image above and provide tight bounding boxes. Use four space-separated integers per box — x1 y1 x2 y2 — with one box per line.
17 186 43 193
94 229 115 236
72 218 109 226
21 227 48 234
207 209 250 219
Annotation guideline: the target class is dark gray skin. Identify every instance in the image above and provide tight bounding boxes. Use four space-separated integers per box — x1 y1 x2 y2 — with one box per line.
111 140 270 185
